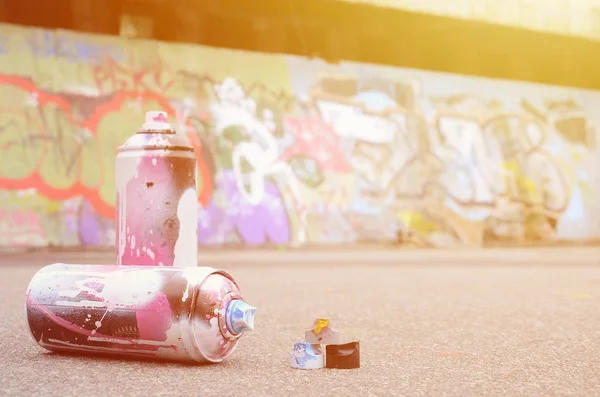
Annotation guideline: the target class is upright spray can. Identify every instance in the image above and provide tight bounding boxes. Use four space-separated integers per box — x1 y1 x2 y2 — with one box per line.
25 263 256 363
115 111 198 267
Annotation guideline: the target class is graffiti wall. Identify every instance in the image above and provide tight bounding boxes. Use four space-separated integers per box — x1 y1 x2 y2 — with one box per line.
1 22 599 248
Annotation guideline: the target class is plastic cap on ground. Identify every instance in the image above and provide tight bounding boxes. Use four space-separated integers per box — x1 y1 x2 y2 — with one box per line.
304 317 340 345
325 341 360 369
290 342 324 369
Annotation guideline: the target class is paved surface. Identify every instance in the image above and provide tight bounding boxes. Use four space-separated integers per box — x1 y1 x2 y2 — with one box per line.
1 248 600 397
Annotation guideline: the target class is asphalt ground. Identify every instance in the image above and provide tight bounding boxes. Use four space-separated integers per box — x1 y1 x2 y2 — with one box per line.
1 247 600 397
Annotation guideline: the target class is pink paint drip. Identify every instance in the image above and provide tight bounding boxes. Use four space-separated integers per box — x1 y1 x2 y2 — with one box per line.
135 292 173 341
152 113 168 123
119 156 178 266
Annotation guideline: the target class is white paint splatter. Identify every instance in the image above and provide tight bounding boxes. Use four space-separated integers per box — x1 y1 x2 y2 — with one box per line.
172 188 198 267
152 158 157 166
131 235 136 250
116 155 142 264
180 267 215 302
56 300 106 308
147 249 155 261
58 290 84 298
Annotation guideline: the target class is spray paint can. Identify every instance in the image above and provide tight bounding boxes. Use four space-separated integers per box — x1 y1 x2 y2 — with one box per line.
25 263 256 363
115 111 198 267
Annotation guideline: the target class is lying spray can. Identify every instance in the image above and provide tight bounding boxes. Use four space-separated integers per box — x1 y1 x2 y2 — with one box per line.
25 263 256 363
115 111 198 267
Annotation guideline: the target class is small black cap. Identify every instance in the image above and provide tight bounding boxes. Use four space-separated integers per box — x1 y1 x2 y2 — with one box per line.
325 341 360 369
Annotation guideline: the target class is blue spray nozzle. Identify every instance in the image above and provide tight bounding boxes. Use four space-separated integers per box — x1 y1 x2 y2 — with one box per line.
225 300 256 335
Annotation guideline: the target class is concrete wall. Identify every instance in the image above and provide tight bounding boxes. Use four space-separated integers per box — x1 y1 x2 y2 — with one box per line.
0 23 599 248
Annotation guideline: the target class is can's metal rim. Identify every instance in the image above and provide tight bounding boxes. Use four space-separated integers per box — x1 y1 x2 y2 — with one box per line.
136 128 176 134
185 269 243 363
218 291 244 341
116 145 195 152
212 270 242 292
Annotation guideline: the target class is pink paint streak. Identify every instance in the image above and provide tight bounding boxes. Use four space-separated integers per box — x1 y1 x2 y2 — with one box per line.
152 113 168 123
118 156 178 266
135 292 173 341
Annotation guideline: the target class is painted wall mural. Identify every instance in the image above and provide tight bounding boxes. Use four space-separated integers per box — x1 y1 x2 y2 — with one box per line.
0 22 599 248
